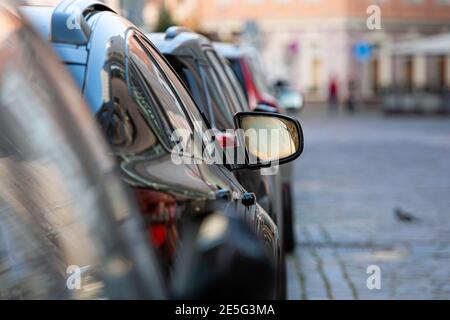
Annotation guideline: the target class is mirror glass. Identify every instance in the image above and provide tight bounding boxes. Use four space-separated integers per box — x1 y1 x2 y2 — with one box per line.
238 114 301 164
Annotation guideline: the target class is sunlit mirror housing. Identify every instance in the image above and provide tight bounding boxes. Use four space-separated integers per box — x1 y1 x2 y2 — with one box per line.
233 112 304 169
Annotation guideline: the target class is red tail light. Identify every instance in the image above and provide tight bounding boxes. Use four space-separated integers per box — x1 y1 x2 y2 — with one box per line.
216 131 236 149
133 188 178 260
148 224 167 248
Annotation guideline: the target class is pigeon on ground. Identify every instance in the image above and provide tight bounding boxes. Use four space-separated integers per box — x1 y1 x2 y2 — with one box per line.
394 207 420 223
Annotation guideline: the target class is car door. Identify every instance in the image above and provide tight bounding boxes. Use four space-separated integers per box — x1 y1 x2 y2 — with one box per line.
203 48 276 217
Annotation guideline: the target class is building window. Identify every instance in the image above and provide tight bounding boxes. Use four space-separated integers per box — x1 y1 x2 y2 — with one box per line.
402 0 423 4
436 0 450 5
311 58 322 93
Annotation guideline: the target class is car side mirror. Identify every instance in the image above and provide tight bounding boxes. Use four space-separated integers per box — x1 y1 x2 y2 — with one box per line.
233 111 304 169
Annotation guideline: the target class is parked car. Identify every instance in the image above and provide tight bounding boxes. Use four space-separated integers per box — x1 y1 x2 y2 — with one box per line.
147 28 283 244
215 42 297 253
273 80 305 112
214 43 279 110
0 2 165 299
22 0 304 298
2 1 281 300
381 86 448 114
147 27 287 297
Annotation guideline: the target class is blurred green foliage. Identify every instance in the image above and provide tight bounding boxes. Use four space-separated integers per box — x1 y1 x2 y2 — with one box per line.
154 7 175 32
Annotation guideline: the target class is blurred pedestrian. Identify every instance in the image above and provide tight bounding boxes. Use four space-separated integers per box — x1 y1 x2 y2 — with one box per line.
347 79 356 113
328 76 338 113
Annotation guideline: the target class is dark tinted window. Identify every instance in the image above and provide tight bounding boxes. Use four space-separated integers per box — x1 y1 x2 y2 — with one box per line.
127 34 197 156
222 60 248 112
165 55 211 122
154 53 208 135
166 55 207 120
205 50 241 115
97 63 161 155
228 58 246 97
167 54 234 131
203 67 234 130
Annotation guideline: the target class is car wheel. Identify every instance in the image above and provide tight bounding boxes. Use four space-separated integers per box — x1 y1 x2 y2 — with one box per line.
282 183 295 253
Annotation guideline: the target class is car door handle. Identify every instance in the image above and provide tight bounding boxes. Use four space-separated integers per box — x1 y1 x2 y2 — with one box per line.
241 192 256 207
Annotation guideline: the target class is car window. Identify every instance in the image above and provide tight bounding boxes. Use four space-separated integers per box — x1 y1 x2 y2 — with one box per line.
202 66 234 130
228 58 246 98
155 54 209 132
96 62 164 156
128 34 198 157
165 55 212 124
247 58 270 95
205 50 241 116
136 35 216 159
221 59 248 112
165 55 208 121
166 53 234 131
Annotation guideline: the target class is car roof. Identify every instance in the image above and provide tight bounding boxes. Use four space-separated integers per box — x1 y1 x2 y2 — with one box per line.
214 42 262 62
213 42 242 59
21 1 133 114
21 0 116 45
147 28 213 60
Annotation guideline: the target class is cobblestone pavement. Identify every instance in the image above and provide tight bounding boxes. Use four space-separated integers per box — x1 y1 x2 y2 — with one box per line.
287 106 450 300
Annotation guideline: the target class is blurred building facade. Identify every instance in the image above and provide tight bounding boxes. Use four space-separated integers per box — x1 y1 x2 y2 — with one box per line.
143 0 450 103
31 1 450 103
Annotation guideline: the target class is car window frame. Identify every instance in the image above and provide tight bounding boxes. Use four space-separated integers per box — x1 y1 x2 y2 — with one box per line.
128 32 195 134
199 64 233 130
172 53 232 131
227 57 247 99
127 60 174 152
204 49 241 117
165 55 209 120
130 31 216 162
219 58 248 112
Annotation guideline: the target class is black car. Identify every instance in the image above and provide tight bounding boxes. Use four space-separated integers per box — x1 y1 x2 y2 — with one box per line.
215 42 297 253
147 28 283 240
147 27 288 296
0 2 165 299
22 0 304 298
1 2 277 299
